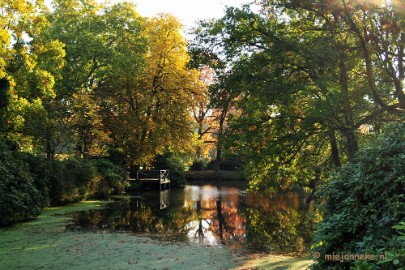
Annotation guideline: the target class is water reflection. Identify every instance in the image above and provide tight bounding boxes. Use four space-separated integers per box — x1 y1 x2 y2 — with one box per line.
245 192 314 253
66 185 316 254
182 186 246 250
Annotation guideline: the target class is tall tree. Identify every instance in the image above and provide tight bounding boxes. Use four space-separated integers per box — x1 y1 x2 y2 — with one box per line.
192 0 404 192
0 0 65 153
190 66 218 159
188 40 237 170
45 1 147 159
98 14 202 167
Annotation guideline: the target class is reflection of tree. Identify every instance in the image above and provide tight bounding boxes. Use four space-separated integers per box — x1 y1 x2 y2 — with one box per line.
245 207 314 253
187 186 246 249
213 188 246 249
195 200 204 239
216 197 224 241
192 195 230 244
66 187 315 254
66 198 196 239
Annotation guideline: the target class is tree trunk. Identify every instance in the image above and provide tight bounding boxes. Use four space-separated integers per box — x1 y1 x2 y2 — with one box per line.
345 129 358 163
216 192 224 241
328 129 341 169
339 55 358 163
0 78 10 131
395 33 405 109
215 146 222 173
215 104 228 174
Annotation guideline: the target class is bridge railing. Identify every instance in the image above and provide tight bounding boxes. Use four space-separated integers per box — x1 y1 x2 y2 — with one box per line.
136 170 170 183
159 170 169 183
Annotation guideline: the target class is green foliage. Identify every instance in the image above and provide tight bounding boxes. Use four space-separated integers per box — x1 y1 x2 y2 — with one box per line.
189 158 208 171
21 157 93 205
0 140 44 226
376 222 405 270
89 158 124 198
246 207 315 253
206 154 245 171
191 0 404 194
2 0 199 166
312 123 405 269
152 152 186 187
350 222 405 270
17 152 51 207
21 155 124 205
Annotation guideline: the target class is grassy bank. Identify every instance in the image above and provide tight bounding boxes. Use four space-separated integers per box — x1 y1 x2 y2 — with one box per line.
235 253 313 270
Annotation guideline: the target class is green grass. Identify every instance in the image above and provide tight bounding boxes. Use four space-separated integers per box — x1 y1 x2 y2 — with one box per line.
235 254 313 270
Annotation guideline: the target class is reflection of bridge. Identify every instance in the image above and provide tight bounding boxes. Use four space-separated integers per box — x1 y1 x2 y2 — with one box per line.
129 170 170 190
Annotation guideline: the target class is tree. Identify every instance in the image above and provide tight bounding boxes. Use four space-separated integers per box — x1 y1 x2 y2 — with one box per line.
188 38 239 171
98 14 202 167
0 78 10 131
192 0 404 192
0 139 44 226
190 65 218 159
43 1 148 160
0 0 65 155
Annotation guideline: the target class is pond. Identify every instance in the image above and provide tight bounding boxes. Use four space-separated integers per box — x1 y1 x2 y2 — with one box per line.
66 184 316 256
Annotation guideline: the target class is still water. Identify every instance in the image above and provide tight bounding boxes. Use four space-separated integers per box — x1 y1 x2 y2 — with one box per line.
67 184 316 255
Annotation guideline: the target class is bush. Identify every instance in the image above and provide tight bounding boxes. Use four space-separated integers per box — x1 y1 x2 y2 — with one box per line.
311 123 405 269
152 152 186 187
380 222 405 269
44 159 72 205
39 158 124 204
89 158 124 198
17 153 50 207
28 158 94 205
189 158 208 171
0 140 44 226
0 139 126 225
207 154 245 171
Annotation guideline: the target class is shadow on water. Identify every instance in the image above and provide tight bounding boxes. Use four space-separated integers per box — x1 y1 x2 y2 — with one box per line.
66 184 317 255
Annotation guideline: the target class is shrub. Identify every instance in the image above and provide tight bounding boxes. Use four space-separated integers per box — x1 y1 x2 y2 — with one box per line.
311 123 405 269
17 153 50 207
152 152 186 187
0 140 44 226
0 139 126 225
380 222 405 269
189 158 208 171
35 158 94 205
207 154 245 171
45 159 72 205
89 158 124 198
24 156 124 205
43 158 125 204
24 157 95 205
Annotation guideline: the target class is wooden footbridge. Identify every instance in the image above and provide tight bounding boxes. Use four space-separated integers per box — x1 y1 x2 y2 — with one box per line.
129 170 170 190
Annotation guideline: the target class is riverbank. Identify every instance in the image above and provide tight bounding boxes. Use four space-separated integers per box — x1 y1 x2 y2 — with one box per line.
185 170 246 181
